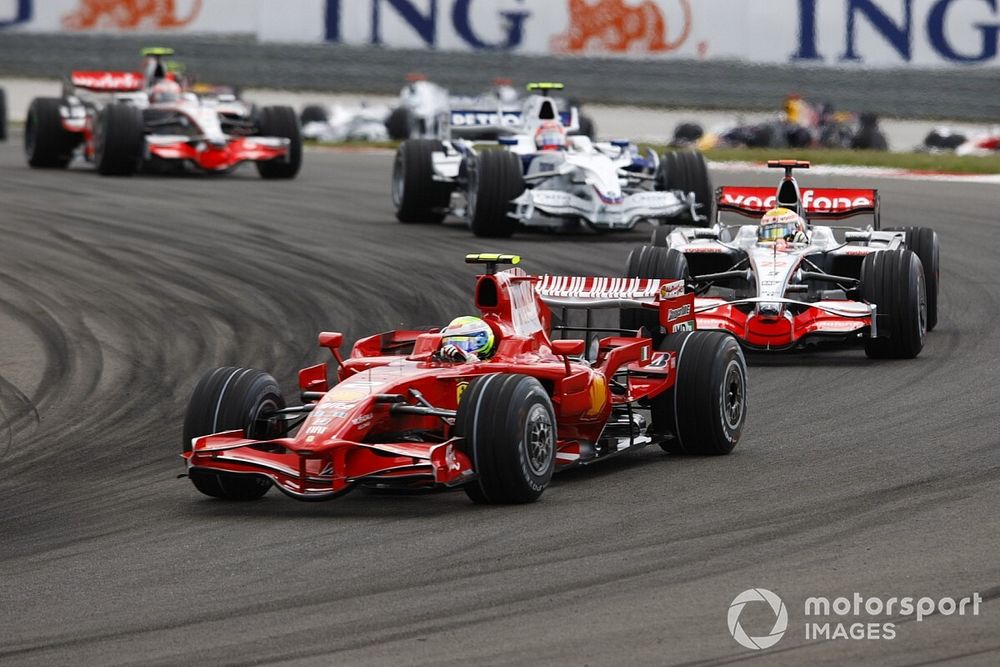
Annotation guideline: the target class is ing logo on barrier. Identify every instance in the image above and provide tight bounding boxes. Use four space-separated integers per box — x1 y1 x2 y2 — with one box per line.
62 0 203 31
551 0 691 54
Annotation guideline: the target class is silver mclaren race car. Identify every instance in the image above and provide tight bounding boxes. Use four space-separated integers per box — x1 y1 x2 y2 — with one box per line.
391 83 712 238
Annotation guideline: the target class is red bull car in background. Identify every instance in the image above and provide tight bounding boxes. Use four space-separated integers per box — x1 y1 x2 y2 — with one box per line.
182 254 748 504
629 160 940 358
24 48 301 178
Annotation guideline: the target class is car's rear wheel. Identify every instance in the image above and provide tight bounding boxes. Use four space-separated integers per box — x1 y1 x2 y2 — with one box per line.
25 97 79 168
468 150 524 238
299 104 329 125
0 87 7 141
650 225 675 247
386 106 416 140
95 103 144 176
393 139 452 223
650 331 747 455
860 249 927 359
183 367 285 500
657 150 713 225
620 244 690 347
884 226 940 331
455 374 556 504
256 105 302 179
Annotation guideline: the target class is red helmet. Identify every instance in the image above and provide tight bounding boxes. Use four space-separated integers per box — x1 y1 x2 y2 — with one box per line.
149 79 182 104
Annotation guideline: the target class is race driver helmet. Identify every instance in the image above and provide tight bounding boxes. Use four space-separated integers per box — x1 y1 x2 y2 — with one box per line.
441 316 496 359
758 207 807 243
149 79 182 104
535 120 567 151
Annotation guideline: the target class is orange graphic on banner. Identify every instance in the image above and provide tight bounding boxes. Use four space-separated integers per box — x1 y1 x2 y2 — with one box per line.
62 0 203 31
551 0 692 54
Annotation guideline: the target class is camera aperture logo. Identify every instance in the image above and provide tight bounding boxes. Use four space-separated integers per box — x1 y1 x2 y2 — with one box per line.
728 589 983 649
728 588 788 650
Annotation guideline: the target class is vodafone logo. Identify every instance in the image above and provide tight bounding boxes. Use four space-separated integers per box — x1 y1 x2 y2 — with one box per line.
70 71 144 91
728 588 788 650
720 188 874 214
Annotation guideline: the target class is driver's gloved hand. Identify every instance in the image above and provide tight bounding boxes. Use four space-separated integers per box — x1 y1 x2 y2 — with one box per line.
439 343 476 363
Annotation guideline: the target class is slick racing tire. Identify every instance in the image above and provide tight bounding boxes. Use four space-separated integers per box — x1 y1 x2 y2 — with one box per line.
650 225 675 248
570 113 596 139
393 139 452 223
25 97 79 168
0 87 7 141
95 103 144 176
299 104 329 125
860 249 927 359
651 331 747 455
386 106 416 140
456 374 556 504
182 367 286 500
620 244 690 347
468 150 524 238
658 150 713 225
256 105 302 179
883 226 940 331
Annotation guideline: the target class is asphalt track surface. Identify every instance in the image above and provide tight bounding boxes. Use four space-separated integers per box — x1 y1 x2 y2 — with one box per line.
0 138 998 666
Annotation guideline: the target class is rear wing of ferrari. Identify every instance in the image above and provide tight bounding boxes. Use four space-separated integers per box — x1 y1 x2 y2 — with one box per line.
535 275 695 334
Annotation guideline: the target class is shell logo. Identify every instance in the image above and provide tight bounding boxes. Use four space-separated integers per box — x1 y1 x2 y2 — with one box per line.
551 0 692 55
62 0 203 31
586 373 608 417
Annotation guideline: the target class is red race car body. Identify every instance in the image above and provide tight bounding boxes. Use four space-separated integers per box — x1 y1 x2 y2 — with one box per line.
182 254 748 504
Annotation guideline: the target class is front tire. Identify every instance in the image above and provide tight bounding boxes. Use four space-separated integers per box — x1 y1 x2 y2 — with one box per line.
95 103 144 176
860 249 927 359
25 97 79 168
455 374 556 504
256 105 302 179
183 367 285 500
468 150 524 238
386 106 416 140
884 226 940 331
393 138 452 223
651 331 747 455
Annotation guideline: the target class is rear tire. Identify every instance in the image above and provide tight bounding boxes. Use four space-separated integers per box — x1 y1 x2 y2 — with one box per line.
571 114 596 139
0 88 7 141
95 103 144 176
468 150 524 238
393 139 452 223
620 245 690 346
884 226 940 331
860 249 927 359
299 104 329 125
455 374 556 504
256 105 302 179
658 150 713 225
183 367 285 500
650 225 675 247
651 331 747 455
25 97 79 168
386 106 416 140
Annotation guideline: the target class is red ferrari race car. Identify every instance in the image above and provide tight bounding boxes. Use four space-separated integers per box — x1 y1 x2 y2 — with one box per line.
181 254 748 504
631 160 940 358
24 47 301 178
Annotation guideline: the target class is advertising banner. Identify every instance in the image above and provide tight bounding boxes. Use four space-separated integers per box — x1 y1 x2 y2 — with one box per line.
3 0 998 68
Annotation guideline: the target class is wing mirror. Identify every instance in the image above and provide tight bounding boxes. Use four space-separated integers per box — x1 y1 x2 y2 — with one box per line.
318 331 344 366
